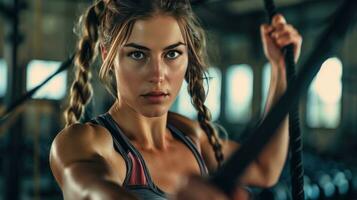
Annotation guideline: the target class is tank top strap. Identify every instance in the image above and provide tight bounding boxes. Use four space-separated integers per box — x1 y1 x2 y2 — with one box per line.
102 113 158 189
89 113 208 199
89 114 135 186
90 114 167 199
167 123 209 176
90 114 129 156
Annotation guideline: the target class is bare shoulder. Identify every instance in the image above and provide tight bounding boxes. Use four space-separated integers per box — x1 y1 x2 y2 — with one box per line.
167 112 217 170
167 112 240 172
167 111 204 143
49 122 114 186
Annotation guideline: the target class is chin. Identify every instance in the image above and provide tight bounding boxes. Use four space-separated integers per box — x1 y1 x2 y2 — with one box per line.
140 107 169 118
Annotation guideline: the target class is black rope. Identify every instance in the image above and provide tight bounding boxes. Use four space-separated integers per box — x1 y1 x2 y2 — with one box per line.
0 54 75 124
209 0 356 196
263 1 305 200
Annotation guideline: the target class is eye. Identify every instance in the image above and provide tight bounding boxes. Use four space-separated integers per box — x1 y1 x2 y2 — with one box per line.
165 50 182 60
128 51 146 60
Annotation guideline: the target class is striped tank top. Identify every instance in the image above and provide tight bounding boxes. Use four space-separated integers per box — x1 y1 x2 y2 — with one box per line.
90 113 209 200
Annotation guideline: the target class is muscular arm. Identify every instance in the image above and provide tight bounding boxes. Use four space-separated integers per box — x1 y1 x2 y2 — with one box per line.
169 14 302 189
49 124 138 200
168 86 289 188
238 62 289 187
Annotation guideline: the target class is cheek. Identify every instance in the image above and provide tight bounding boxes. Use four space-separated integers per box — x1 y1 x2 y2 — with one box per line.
115 62 142 97
169 54 188 74
169 57 188 91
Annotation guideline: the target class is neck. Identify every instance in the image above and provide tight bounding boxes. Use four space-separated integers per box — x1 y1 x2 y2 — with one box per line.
108 100 171 150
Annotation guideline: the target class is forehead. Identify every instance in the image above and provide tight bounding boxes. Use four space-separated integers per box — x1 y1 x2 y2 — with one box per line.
125 15 185 48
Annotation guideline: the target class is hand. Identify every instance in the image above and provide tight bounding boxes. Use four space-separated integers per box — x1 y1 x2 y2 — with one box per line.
260 14 302 67
172 175 229 200
171 175 251 200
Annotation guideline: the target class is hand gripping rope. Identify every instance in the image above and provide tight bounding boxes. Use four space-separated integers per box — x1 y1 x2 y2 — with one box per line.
263 0 304 199
209 0 356 197
0 1 356 198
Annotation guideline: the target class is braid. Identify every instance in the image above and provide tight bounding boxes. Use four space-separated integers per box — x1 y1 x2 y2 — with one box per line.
187 66 224 168
64 0 105 127
179 10 224 168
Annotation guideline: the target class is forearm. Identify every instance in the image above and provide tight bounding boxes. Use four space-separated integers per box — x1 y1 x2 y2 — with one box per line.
61 162 138 200
63 179 138 200
85 180 138 200
263 61 287 115
256 62 289 183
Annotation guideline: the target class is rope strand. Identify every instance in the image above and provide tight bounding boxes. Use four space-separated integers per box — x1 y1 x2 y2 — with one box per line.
264 1 305 200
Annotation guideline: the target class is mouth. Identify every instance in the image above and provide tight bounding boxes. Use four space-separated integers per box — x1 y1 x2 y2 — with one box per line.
141 91 169 103
141 91 169 97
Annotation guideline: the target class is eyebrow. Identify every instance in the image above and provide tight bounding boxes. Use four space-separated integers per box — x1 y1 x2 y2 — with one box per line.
123 42 186 51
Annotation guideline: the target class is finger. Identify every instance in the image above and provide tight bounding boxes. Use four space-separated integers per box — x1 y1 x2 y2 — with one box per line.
260 24 275 45
275 32 302 62
173 176 230 200
271 24 297 37
275 32 301 48
174 186 229 200
272 14 287 27
232 187 253 200
194 180 228 200
271 26 298 40
188 177 229 200
260 24 274 35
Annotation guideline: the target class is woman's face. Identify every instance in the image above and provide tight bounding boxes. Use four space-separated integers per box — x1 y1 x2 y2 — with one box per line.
114 14 188 117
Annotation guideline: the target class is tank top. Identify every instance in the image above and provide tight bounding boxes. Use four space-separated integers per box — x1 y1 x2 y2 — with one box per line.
90 113 209 200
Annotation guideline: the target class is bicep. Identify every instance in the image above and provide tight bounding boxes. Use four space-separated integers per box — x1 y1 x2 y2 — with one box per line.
49 124 121 192
61 156 117 199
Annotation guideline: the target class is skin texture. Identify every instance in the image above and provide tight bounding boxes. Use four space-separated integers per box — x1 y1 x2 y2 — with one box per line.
50 14 302 200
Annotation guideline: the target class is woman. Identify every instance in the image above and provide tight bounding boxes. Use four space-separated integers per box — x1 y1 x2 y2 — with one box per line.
49 0 302 199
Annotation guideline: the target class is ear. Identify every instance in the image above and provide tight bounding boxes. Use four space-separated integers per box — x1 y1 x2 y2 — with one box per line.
100 44 108 61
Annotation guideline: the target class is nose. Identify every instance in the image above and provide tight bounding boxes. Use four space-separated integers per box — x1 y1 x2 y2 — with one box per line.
148 56 165 84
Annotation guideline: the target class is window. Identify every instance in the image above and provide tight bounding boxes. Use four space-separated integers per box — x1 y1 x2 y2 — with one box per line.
306 57 343 128
26 60 67 100
174 67 222 121
0 59 7 97
175 80 197 119
204 67 222 121
225 64 253 123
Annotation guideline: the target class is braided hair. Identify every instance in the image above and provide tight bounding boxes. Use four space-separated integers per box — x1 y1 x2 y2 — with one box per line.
65 0 224 167
64 0 105 126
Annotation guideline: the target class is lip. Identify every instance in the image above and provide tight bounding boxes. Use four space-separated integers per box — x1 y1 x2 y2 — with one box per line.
141 91 169 103
142 91 169 96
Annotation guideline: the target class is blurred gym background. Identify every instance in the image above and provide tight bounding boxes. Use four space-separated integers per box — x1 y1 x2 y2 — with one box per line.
0 0 356 199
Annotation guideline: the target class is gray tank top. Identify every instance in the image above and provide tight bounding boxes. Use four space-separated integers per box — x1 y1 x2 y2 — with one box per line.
90 113 209 200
